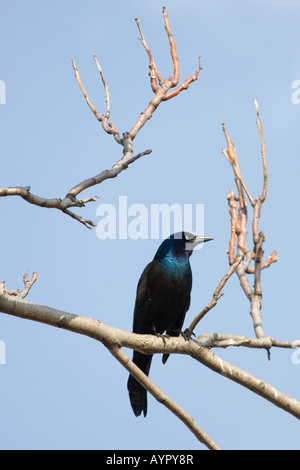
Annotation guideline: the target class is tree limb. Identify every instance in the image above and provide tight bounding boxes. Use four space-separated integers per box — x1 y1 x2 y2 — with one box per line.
1 276 300 429
222 102 277 338
0 149 151 229
1 8 200 229
0 278 219 450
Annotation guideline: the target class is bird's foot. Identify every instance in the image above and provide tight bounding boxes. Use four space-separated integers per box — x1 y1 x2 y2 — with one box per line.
184 328 196 338
152 329 170 346
183 328 196 340
166 328 194 341
182 328 211 347
167 328 211 347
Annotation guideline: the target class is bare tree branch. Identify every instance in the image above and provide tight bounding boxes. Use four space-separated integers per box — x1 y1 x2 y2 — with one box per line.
0 278 219 450
0 7 200 229
109 346 220 450
66 149 152 198
196 333 300 350
254 99 267 203
1 7 296 450
187 254 243 335
135 17 162 91
19 271 38 299
221 101 277 339
191 346 300 421
1 277 300 431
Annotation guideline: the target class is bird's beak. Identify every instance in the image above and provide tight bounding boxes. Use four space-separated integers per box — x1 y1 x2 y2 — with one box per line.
193 236 213 246
186 236 213 252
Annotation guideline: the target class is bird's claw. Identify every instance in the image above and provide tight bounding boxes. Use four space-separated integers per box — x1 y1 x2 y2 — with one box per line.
153 330 170 346
183 328 196 340
184 328 195 337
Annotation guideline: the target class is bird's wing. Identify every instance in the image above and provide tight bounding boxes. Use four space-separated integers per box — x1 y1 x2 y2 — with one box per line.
175 293 190 332
162 291 191 365
132 261 152 334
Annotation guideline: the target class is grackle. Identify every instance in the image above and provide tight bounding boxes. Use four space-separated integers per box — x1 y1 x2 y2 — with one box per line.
127 231 212 417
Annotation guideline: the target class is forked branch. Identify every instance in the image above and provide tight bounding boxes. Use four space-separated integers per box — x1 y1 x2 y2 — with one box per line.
1 275 299 451
1 8 200 229
187 254 243 335
135 7 201 104
221 100 277 339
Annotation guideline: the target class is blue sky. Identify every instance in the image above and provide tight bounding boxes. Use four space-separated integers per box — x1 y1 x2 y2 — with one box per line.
1 0 300 450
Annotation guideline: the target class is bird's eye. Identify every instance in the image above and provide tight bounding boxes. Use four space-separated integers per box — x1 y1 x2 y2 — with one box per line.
185 234 189 241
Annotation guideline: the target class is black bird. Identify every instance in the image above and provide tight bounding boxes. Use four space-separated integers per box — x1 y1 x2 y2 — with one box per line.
127 231 212 417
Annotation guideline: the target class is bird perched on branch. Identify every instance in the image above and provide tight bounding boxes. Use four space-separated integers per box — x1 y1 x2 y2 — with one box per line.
127 231 213 417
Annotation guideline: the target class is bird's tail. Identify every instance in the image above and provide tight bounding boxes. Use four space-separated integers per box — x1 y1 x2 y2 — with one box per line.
127 351 153 417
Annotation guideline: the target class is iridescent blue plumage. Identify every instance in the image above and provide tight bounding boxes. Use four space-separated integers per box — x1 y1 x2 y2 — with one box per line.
158 254 192 279
127 232 212 417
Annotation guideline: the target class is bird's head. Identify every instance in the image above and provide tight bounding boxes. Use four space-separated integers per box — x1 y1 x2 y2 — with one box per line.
172 232 213 255
156 232 213 259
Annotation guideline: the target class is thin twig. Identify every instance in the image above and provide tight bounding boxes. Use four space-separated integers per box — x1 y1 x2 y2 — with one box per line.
135 18 161 90
93 55 110 118
246 249 277 273
162 6 179 86
19 271 38 299
162 57 202 101
72 59 102 122
254 99 267 202
187 255 243 334
227 190 238 265
250 230 266 338
222 101 277 338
